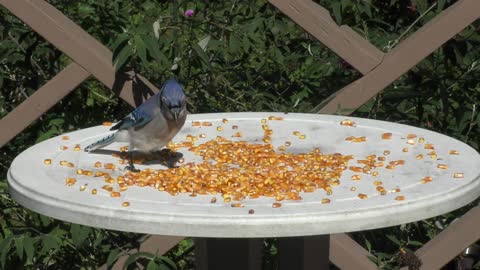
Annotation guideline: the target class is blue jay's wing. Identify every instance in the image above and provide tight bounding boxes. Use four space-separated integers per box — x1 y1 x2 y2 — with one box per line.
111 106 154 131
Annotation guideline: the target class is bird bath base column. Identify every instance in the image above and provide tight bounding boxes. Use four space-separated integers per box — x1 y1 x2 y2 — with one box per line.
194 235 330 270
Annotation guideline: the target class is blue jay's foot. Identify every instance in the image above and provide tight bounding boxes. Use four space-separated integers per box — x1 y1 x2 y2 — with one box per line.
125 165 140 173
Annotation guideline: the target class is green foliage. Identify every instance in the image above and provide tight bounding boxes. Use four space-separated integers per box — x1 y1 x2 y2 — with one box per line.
1 0 479 269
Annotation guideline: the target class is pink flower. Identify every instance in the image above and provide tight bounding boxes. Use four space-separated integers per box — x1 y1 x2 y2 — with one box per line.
184 9 194 17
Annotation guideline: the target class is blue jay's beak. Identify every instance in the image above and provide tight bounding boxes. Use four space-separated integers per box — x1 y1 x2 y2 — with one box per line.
171 108 180 129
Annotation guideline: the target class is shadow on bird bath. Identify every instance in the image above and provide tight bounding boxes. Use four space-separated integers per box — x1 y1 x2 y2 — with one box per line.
89 149 183 169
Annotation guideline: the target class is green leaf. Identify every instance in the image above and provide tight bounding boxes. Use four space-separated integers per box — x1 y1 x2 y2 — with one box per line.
107 248 120 267
331 2 342 25
40 235 60 255
14 237 23 260
192 43 211 70
111 33 129 52
71 224 90 247
198 35 211 51
135 35 149 66
386 234 401 246
147 259 158 270
365 238 372 252
144 36 168 65
113 44 134 72
123 252 155 270
409 240 423 246
0 237 12 269
159 256 177 270
23 237 35 265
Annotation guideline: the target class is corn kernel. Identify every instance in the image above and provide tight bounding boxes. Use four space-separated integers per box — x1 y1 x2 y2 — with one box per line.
437 164 448 169
44 159 52 165
453 173 464 178
372 171 379 177
60 146 68 150
202 122 212 126
261 119 267 124
321 198 331 204
76 169 83 175
358 193 368 199
382 133 392 139
66 178 76 186
94 161 102 168
340 119 356 126
407 139 416 145
122 202 130 207
79 185 86 191
222 118 229 124
231 203 244 208
232 132 242 138
285 141 291 147
395 196 405 201
199 133 206 138
386 165 395 170
103 122 112 126
419 137 425 143
62 136 70 140
192 121 201 126
416 154 423 160
272 202 282 208
373 181 382 186
350 187 356 191
383 150 391 155
424 144 434 150
392 188 401 193
407 134 417 139
178 158 185 164
350 175 361 181
110 191 121 197
277 146 286 151
217 126 223 131
263 137 271 143
299 135 306 140
67 162 74 167
210 197 217 203
73 145 81 151
402 147 409 152
232 125 239 130
91 189 97 195
293 131 301 136
449 150 459 155
421 176 432 184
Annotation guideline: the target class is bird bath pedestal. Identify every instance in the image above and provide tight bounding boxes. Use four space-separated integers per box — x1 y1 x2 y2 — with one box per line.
8 113 480 270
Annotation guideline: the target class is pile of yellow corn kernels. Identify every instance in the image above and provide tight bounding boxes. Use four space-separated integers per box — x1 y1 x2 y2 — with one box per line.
44 117 464 209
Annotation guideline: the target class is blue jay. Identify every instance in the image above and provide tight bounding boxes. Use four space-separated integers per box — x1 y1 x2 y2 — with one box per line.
85 79 187 171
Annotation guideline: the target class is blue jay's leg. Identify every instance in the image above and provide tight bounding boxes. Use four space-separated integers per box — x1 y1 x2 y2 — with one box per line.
125 142 140 172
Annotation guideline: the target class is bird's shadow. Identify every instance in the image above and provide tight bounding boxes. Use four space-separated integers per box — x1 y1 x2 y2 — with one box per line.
88 149 183 168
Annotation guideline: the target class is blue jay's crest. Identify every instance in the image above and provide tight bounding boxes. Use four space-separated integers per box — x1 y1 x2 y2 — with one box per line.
160 79 186 107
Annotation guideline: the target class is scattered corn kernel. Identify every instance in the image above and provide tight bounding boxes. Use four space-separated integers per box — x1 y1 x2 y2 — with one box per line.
340 119 356 126
350 175 361 181
299 135 306 140
76 169 83 175
437 164 448 169
407 139 416 145
231 203 244 208
373 181 383 186
67 162 75 167
453 173 464 178
122 202 130 207
222 119 229 124
59 160 67 166
178 158 185 164
402 147 409 152
386 165 395 170
202 122 212 126
104 163 116 170
192 121 201 126
91 189 97 195
210 197 217 203
103 122 112 126
60 146 68 150
199 133 206 138
217 126 223 131
44 159 52 165
407 134 417 139
321 198 331 204
395 196 405 201
350 187 356 191
61 136 70 140
79 185 86 191
421 176 433 184
232 132 242 138
66 178 76 186
232 125 239 130
358 193 368 199
416 154 423 160
372 171 379 177
73 145 81 151
277 146 286 151
293 131 301 136
383 150 391 155
419 137 425 143
449 150 459 155
424 144 434 150
285 141 291 147
272 202 282 208
382 133 392 139
261 119 267 124
392 188 401 193
110 191 121 197
94 161 102 168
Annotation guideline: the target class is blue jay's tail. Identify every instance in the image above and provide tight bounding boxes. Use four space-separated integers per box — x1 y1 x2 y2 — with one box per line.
84 134 115 152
